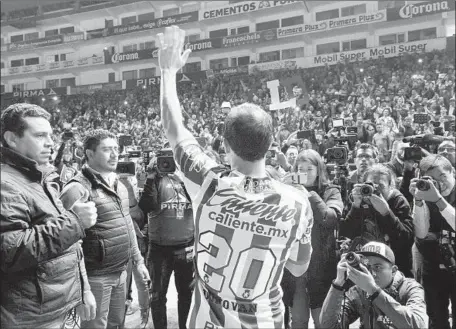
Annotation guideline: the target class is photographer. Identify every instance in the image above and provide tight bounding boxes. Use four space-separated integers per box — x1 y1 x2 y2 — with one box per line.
281 149 343 329
320 242 428 329
266 142 293 180
341 164 414 277
437 140 455 167
410 155 455 329
138 148 194 329
345 144 378 214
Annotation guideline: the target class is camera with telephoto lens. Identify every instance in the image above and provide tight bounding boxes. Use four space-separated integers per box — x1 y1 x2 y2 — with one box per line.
416 177 438 191
326 146 348 165
156 148 176 173
342 251 368 290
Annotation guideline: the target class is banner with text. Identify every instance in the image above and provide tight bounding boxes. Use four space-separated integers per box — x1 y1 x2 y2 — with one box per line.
6 35 63 52
309 38 447 67
87 11 198 39
277 10 386 38
201 0 300 20
2 87 68 99
105 38 222 64
3 32 85 52
222 29 277 47
248 59 298 73
125 71 207 89
70 81 123 95
247 38 447 73
387 0 454 21
213 65 249 76
63 32 85 43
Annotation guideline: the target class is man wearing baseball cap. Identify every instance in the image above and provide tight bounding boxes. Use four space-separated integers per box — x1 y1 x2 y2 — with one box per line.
320 242 428 329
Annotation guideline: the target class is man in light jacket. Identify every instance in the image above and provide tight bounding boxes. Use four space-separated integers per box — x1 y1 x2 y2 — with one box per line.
320 242 428 329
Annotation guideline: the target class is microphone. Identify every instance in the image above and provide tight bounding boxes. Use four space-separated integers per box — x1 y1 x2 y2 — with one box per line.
403 134 455 145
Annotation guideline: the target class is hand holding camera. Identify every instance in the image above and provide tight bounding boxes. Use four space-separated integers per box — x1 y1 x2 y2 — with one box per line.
335 253 377 294
352 183 378 208
368 194 390 216
410 177 441 203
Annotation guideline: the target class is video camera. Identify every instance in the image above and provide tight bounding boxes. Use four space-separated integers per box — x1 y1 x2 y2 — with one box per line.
403 146 423 162
156 148 176 173
403 134 454 146
62 127 78 140
116 161 136 176
325 146 348 165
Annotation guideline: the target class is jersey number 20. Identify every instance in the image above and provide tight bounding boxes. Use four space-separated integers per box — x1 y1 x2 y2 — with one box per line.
198 231 276 301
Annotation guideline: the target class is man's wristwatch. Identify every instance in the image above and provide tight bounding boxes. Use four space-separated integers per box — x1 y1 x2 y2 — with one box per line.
332 280 346 292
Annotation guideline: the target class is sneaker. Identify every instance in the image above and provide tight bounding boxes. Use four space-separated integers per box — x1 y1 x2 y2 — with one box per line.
140 308 149 328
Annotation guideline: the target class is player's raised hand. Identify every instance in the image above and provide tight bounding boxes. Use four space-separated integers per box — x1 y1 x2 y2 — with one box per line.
156 26 191 72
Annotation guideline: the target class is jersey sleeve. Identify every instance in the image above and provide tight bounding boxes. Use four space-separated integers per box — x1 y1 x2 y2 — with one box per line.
173 139 226 196
288 196 313 266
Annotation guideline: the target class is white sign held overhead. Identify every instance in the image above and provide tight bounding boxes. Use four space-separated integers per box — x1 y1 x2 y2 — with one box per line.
266 79 297 111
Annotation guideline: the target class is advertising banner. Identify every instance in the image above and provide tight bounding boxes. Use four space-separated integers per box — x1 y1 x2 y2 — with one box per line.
8 67 20 74
277 22 327 38
246 38 447 73
249 59 298 73
6 35 63 52
125 71 207 89
277 10 386 38
105 38 222 64
222 29 277 47
92 56 104 64
4 56 105 76
105 49 154 64
71 81 123 94
201 0 300 20
36 64 47 71
22 66 34 73
309 38 447 66
63 32 85 43
387 0 454 21
325 10 386 29
6 87 68 99
78 58 89 66
63 60 75 68
87 11 198 39
183 38 222 53
213 65 249 76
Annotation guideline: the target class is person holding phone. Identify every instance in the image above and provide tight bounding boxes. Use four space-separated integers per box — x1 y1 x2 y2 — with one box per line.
282 149 343 328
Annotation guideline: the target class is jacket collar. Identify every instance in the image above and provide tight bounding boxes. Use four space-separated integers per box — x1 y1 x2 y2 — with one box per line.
81 164 118 193
382 270 405 301
0 146 54 182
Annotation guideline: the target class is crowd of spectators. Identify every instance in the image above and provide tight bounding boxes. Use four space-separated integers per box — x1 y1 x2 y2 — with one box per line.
1 49 455 162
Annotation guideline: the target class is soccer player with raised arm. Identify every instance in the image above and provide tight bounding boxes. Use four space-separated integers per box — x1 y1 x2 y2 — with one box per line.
156 26 313 329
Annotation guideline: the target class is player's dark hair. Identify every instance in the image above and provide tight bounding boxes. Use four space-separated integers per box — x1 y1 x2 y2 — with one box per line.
223 103 273 162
